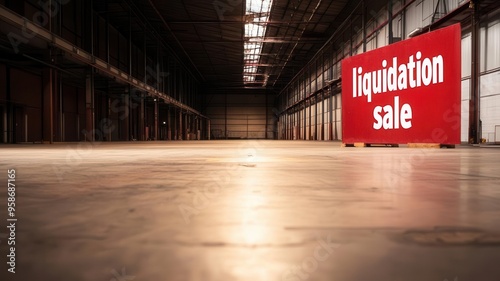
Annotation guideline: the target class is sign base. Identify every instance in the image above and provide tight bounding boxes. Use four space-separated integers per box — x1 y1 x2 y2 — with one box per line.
342 143 399 147
341 143 455 148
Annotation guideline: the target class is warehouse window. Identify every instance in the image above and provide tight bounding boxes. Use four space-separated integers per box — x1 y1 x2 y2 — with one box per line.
243 0 273 85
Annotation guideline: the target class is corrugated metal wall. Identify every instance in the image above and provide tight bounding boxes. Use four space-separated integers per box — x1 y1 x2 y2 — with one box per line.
204 92 275 139
479 13 500 142
278 0 500 143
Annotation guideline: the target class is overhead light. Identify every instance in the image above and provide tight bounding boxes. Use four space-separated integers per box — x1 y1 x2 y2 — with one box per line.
243 0 274 85
408 28 422 38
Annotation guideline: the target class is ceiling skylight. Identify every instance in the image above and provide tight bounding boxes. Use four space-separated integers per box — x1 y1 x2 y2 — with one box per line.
243 0 273 85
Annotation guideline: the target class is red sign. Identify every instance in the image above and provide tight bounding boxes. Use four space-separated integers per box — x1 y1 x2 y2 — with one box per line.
342 24 461 145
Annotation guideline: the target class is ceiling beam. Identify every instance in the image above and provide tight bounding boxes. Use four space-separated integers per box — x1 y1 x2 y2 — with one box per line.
181 38 325 44
167 20 333 24
208 63 301 67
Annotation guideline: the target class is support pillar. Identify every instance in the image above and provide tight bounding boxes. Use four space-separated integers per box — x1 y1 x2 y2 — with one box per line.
207 119 211 140
139 93 145 141
388 0 394 44
334 92 338 140
315 97 318 140
329 87 334 140
179 110 182 140
3 105 7 143
107 95 112 141
197 117 201 140
173 108 177 140
303 105 306 140
321 93 325 141
167 106 172 140
265 93 268 139
84 72 94 142
184 112 188 140
58 72 63 142
362 0 367 53
309 100 312 140
5 66 12 143
126 85 135 141
43 68 55 143
154 99 158 141
124 89 130 141
224 93 228 139
469 2 480 144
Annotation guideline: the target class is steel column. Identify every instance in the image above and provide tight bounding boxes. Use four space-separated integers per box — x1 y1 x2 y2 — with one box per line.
5 66 12 143
362 0 367 52
154 99 158 140
139 93 145 141
107 94 112 141
179 110 183 140
84 72 94 142
388 0 394 44
469 1 480 144
42 60 56 143
265 93 268 139
167 106 172 140
59 71 63 141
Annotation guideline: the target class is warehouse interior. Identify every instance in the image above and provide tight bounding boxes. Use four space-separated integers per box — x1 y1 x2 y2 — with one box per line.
1 0 500 280
0 0 498 143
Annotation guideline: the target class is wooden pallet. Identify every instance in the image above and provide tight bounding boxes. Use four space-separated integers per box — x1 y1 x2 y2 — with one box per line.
342 143 399 147
407 143 456 148
342 143 455 148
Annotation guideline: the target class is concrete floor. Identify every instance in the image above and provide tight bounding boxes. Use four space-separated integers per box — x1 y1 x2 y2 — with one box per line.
1 140 500 281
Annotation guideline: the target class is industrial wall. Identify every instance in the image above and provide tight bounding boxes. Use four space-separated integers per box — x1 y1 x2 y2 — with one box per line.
203 90 276 139
277 0 500 144
277 93 342 141
462 10 500 143
0 0 206 143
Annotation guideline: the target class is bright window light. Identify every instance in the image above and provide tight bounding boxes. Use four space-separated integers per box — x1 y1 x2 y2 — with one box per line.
243 0 273 85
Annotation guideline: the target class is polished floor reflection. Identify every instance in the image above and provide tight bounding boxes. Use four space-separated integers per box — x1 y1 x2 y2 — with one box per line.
1 141 500 281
